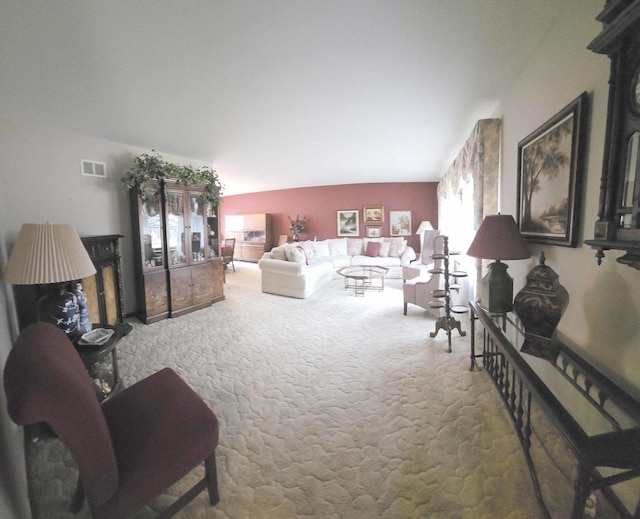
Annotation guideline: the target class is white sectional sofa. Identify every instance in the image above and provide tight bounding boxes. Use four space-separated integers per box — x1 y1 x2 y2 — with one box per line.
258 237 416 298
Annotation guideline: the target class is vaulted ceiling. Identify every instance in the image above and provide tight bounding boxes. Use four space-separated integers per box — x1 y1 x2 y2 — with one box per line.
1 1 564 195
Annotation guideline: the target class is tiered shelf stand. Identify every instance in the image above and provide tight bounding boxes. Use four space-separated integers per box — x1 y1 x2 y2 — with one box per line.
428 235 468 352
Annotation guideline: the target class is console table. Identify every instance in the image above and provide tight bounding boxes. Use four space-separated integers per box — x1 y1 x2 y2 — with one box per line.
469 301 640 519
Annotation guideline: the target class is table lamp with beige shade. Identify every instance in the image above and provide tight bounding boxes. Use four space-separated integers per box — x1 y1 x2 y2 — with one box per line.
3 223 96 339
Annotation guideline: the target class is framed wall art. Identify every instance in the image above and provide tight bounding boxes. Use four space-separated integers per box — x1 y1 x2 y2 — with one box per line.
517 92 589 247
389 210 412 236
366 225 382 238
337 210 359 236
363 205 384 223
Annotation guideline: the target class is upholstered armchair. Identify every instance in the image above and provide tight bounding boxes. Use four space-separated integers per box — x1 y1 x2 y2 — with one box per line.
4 322 220 519
403 230 445 317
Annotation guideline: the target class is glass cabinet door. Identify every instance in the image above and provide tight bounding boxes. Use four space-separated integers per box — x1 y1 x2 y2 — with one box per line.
207 202 219 257
189 193 206 263
140 189 165 271
166 190 187 267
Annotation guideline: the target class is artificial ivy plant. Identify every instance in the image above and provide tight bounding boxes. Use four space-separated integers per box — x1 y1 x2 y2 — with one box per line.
121 150 224 205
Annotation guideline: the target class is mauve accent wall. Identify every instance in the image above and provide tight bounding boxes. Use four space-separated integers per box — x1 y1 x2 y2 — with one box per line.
220 182 438 253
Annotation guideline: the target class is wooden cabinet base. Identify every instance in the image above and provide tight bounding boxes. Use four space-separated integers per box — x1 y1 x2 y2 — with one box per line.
169 259 225 318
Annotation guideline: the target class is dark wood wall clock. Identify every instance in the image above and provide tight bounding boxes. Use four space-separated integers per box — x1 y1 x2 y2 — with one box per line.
585 0 640 268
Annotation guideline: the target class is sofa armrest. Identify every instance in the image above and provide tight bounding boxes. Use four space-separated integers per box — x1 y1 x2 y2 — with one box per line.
258 257 307 277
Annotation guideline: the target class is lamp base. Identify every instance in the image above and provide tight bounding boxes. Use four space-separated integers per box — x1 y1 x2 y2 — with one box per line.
478 260 513 314
37 284 80 339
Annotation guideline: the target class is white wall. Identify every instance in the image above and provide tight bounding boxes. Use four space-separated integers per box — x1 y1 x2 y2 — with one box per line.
0 189 29 519
0 118 209 518
496 0 640 392
0 118 209 314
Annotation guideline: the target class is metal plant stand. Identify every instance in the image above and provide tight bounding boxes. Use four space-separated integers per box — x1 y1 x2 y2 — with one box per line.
428 235 468 352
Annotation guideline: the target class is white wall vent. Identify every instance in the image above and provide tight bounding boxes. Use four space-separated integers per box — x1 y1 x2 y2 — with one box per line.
81 159 107 178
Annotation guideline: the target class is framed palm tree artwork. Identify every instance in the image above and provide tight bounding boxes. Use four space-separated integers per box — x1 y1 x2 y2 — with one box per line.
516 92 589 247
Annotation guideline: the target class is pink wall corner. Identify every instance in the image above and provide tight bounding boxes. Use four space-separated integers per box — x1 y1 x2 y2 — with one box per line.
219 182 438 252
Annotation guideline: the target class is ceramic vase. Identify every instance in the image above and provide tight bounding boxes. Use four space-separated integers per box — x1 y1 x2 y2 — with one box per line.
74 281 93 335
513 252 569 361
37 285 80 339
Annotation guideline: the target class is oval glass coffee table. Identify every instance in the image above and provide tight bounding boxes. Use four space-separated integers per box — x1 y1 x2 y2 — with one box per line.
337 265 389 296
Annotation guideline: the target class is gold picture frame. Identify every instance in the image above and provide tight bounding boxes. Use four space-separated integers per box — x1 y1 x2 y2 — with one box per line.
366 225 382 238
363 205 384 223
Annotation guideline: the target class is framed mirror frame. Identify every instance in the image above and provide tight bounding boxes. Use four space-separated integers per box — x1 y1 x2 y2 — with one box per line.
585 0 640 269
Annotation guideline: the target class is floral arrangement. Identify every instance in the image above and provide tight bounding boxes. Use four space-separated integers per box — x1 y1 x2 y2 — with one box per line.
121 150 224 205
289 215 306 240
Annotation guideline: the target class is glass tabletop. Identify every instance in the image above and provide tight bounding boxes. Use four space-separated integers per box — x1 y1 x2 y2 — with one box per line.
488 310 640 438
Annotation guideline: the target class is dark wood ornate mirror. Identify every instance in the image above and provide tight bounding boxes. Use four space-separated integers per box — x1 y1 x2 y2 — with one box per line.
585 0 640 268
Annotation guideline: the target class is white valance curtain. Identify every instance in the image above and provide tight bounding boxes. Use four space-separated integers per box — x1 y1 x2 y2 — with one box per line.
437 118 501 301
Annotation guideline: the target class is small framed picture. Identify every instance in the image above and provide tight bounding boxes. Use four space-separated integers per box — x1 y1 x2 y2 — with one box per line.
366 225 382 238
363 205 384 223
337 210 359 236
389 210 412 236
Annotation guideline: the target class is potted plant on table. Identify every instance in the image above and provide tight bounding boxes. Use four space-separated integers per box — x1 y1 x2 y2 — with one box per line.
289 215 306 242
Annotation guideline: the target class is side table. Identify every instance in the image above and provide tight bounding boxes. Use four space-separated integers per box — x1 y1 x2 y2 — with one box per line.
469 300 640 518
74 326 122 402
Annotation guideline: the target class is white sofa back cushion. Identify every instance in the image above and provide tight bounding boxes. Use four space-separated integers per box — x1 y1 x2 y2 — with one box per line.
346 238 363 256
313 240 331 257
327 238 348 256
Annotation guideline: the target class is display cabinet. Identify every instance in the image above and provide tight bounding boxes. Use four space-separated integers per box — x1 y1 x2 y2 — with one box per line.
224 213 272 262
165 181 224 316
79 234 132 337
130 180 225 323
130 180 170 324
585 0 640 268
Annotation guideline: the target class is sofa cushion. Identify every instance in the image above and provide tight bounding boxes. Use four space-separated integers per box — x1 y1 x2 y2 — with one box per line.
365 241 381 257
285 245 307 264
270 245 287 261
327 238 348 256
297 240 315 259
388 237 407 258
346 238 363 256
378 241 391 257
352 255 402 268
313 240 331 257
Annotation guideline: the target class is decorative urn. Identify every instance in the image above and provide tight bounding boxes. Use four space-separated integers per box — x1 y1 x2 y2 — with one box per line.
513 252 569 361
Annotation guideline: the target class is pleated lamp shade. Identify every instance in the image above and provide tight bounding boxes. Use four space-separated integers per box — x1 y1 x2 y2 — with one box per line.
467 214 530 260
3 223 96 285
467 214 530 313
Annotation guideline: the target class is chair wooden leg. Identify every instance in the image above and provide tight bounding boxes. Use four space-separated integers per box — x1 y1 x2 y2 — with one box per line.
70 475 84 513
205 452 220 505
403 302 408 315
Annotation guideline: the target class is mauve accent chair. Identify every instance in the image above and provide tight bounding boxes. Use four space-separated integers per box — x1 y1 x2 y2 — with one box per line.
402 230 445 318
3 322 220 519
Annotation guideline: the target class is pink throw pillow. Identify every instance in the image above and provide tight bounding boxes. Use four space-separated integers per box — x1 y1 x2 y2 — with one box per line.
365 241 381 257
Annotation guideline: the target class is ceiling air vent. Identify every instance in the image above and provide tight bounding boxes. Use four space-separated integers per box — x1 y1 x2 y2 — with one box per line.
81 159 107 178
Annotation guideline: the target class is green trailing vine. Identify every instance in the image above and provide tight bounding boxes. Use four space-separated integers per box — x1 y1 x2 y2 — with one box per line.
121 150 224 205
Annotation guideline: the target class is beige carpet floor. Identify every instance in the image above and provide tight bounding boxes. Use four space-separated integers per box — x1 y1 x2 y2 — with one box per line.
25 261 619 518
